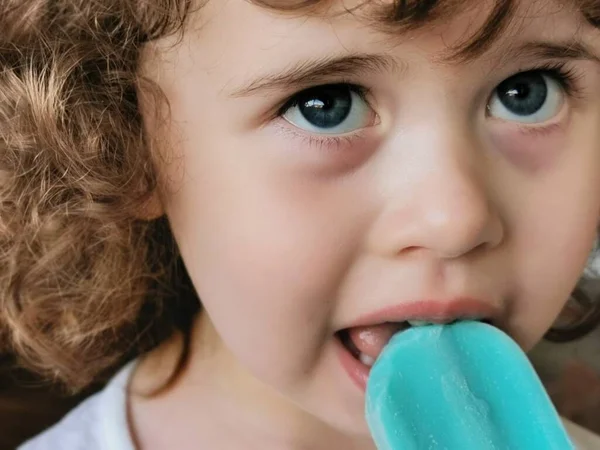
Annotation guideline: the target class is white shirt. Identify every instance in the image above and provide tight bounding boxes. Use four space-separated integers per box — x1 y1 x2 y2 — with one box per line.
19 361 600 450
19 361 137 450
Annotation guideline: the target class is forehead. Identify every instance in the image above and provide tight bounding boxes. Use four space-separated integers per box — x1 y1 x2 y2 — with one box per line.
182 0 587 61
140 0 598 93
253 0 582 21
259 0 589 57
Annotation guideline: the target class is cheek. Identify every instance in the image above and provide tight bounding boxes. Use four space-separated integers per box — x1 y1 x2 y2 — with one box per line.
489 124 566 172
514 210 597 346
486 106 600 348
162 137 369 387
506 150 600 348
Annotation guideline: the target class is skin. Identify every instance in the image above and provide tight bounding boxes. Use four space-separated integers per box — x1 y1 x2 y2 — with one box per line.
130 0 600 448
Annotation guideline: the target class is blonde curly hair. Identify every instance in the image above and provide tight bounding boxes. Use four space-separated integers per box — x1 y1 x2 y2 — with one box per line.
1 0 599 393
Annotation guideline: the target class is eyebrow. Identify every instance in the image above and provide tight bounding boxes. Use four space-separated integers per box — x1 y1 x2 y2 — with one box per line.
229 39 599 98
228 54 403 98
508 40 600 64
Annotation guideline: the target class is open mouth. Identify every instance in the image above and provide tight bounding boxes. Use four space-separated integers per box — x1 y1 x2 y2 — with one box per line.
337 319 495 369
337 322 409 367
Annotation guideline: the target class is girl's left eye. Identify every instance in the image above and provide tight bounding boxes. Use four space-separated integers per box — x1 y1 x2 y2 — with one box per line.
281 84 374 135
487 71 565 124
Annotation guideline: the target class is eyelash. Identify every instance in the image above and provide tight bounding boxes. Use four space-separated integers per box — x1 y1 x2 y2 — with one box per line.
277 83 371 114
510 61 584 98
272 122 370 153
275 62 584 150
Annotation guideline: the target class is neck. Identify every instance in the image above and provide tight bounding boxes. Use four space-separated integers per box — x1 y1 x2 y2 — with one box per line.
129 312 374 450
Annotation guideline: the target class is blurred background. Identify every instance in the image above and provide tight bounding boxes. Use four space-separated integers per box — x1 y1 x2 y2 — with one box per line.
530 276 600 437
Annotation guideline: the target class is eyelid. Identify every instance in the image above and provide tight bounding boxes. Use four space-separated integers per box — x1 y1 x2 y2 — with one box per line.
534 63 585 98
495 62 585 99
275 82 375 118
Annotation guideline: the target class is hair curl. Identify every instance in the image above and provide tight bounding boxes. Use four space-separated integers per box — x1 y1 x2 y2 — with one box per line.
0 0 194 390
1 0 599 393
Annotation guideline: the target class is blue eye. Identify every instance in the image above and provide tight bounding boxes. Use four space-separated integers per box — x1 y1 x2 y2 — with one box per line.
282 84 373 134
488 71 564 123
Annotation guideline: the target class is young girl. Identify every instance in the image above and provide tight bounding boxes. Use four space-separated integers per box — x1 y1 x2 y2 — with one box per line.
2 0 600 448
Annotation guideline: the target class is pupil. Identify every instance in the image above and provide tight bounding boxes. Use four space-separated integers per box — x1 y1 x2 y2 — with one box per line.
507 83 530 100
298 85 352 129
497 72 548 116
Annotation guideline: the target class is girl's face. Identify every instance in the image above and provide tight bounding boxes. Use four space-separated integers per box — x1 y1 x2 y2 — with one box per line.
142 0 600 437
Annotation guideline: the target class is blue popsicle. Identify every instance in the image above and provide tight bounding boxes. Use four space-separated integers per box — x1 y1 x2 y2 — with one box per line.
365 321 574 450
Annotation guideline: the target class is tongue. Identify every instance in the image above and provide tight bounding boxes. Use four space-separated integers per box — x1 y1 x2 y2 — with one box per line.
348 323 408 361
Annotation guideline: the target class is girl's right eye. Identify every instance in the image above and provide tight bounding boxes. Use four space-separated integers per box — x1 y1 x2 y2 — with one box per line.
281 84 375 135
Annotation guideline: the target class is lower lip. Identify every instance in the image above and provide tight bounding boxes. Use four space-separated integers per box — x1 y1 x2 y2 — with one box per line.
335 337 370 392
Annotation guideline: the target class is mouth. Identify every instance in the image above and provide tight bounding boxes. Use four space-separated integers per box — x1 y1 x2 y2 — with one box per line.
335 317 496 392
336 322 409 368
336 318 495 368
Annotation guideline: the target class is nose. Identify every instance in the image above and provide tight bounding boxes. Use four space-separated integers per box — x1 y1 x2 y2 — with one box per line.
367 126 504 260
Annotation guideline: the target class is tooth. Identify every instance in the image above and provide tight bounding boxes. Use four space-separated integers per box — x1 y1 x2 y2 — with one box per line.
408 320 430 327
359 353 376 367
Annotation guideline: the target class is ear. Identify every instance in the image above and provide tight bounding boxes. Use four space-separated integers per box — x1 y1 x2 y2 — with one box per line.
135 190 165 221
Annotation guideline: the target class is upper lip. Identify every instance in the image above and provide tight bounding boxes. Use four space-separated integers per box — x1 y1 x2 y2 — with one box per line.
347 298 501 328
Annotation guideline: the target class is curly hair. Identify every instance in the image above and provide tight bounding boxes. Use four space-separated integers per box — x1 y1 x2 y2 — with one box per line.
0 0 194 390
1 0 599 393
